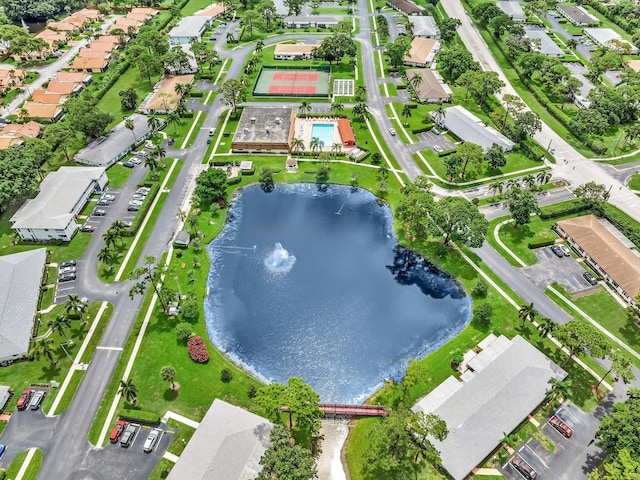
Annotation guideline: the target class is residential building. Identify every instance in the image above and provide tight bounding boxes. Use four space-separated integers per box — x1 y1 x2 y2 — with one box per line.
406 68 451 103
386 0 425 15
168 16 211 45
556 4 599 26
439 105 515 151
232 107 295 153
584 28 638 54
403 37 441 67
413 334 567 480
194 3 226 18
30 90 68 105
496 1 526 22
46 80 84 95
21 102 64 122
0 68 26 93
337 118 355 146
56 71 93 84
75 114 156 167
272 0 289 16
1 121 42 139
0 385 10 411
274 43 317 60
408 16 441 38
10 167 107 242
70 56 110 72
139 74 195 114
167 399 273 480
555 215 640 305
284 15 342 28
525 28 564 57
109 17 144 35
0 249 48 364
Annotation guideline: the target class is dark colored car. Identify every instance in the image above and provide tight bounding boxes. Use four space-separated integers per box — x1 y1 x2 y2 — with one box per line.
550 245 564 258
110 420 127 443
120 424 137 447
92 209 107 216
122 160 135 168
59 272 76 282
583 271 598 285
549 414 573 438
511 455 537 480
127 205 140 212
59 260 76 268
16 389 32 410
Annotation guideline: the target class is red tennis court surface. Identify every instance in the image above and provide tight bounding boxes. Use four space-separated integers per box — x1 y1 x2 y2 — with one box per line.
271 71 320 82
268 84 318 95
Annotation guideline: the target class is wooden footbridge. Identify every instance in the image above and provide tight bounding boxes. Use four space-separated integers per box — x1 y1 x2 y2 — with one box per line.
318 404 389 418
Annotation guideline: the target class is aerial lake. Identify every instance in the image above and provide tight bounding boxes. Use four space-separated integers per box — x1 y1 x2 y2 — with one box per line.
204 184 471 403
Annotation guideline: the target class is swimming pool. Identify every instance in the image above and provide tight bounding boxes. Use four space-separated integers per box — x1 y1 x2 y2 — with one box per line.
311 123 335 147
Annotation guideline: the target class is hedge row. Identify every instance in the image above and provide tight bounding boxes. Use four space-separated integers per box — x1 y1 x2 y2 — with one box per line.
604 204 640 250
190 90 204 97
411 124 434 134
93 59 131 102
228 176 242 185
539 199 587 219
121 182 161 237
528 240 555 249
119 409 161 425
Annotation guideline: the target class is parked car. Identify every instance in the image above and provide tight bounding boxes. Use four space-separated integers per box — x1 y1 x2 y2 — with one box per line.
59 260 76 268
97 199 111 207
431 127 440 135
550 245 564 258
132 194 145 201
129 200 143 207
433 145 443 153
209 128 215 136
143 428 162 453
136 187 150 194
16 389 32 410
583 271 598 285
122 160 135 168
131 157 143 165
389 127 396 136
59 272 76 282
549 414 573 438
127 205 140 212
29 390 45 410
59 265 76 274
80 224 95 233
102 194 116 201
92 209 107 216
0 444 5 459
123 221 132 228
120 424 137 447
511 455 537 480
559 245 571 257
109 420 127 443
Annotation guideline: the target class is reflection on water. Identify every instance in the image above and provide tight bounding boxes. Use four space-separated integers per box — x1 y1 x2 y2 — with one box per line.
205 184 471 403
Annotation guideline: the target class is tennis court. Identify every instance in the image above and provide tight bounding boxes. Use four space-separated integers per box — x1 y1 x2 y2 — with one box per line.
254 66 331 97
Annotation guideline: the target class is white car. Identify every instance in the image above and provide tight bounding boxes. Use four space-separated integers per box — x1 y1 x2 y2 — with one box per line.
129 200 143 206
143 428 162 453
389 128 396 136
433 145 443 153
59 265 77 274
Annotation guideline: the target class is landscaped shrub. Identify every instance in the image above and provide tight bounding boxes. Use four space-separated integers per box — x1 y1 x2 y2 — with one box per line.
527 240 556 249
175 322 193 343
539 199 587 219
247 385 258 398
189 90 204 97
227 176 242 185
187 336 209 363
121 183 161 236
471 279 489 298
220 368 233 383
411 124 433 134
119 409 161 425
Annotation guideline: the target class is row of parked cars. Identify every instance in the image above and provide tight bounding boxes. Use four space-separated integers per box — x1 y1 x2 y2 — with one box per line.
17 389 46 411
123 144 154 168
92 192 118 218
109 420 161 452
128 186 150 212
58 259 77 283
549 244 598 286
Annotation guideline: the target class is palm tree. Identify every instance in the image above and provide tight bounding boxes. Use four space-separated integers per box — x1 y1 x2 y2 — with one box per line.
410 72 423 91
290 137 305 156
110 220 128 235
64 294 86 319
506 177 520 191
119 378 138 404
151 145 166 163
29 337 56 364
48 315 72 341
256 39 265 56
125 118 136 143
536 170 552 186
518 302 538 328
545 378 572 406
331 101 344 115
97 246 115 268
566 38 577 50
537 317 556 339
102 229 119 250
166 112 181 134
331 142 342 157
433 105 446 126
299 101 312 115
160 366 177 389
355 84 367 99
352 102 369 122
174 82 186 98
147 115 162 132
401 104 413 126
523 174 536 190
488 181 504 200
144 154 160 177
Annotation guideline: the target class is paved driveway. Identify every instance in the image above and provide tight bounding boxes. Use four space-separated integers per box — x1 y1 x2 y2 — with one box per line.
416 131 456 152
523 246 598 294
502 439 550 480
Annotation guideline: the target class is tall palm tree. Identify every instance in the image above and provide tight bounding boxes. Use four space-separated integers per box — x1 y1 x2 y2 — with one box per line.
119 378 138 404
255 39 265 56
401 104 413 126
174 82 186 98
331 142 342 157
522 174 536 190
147 115 162 132
166 112 181 134
125 118 136 143
537 317 556 339
299 101 312 115
545 378 572 406
518 302 538 328
310 136 320 156
290 137 304 156
352 102 369 122
97 246 115 268
536 170 552 186
29 337 56 364
410 72 423 91
64 294 85 319
488 181 503 200
144 154 160 177
355 84 367 99
110 220 128 235
506 177 520 191
331 101 344 115
48 315 72 341
102 229 119 250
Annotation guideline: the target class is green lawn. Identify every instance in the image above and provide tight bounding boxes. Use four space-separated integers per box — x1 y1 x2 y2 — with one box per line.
628 174 640 191
52 370 85 415
4 451 29 479
490 215 563 266
106 164 133 189
165 419 196 456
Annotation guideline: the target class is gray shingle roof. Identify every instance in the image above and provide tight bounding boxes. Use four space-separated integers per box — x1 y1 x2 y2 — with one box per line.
408 16 441 37
525 29 564 56
413 335 567 480
442 105 515 151
167 399 273 480
10 166 106 230
168 16 210 38
496 1 526 20
0 249 47 362
75 114 152 167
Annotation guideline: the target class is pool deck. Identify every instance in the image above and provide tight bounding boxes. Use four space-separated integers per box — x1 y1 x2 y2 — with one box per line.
293 117 356 154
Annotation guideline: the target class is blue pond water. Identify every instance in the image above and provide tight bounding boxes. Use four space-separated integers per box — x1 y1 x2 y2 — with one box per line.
204 184 471 403
310 123 335 147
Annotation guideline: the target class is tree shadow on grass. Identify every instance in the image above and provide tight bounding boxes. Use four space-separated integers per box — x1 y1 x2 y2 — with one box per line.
163 389 179 401
39 363 62 381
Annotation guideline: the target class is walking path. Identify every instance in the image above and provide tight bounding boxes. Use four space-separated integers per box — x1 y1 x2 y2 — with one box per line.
14 447 37 480
160 411 200 429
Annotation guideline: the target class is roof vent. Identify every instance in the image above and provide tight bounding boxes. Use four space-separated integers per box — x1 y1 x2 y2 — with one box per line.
275 117 282 124
243 128 249 133
250 117 256 123
265 128 270 134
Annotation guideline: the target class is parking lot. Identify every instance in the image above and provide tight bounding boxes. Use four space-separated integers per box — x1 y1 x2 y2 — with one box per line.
523 246 599 294
416 130 457 152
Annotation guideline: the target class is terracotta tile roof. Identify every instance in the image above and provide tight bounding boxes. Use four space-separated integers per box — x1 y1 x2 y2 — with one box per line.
557 214 640 298
56 71 90 82
130 7 159 15
70 56 108 71
22 102 63 120
1 121 42 138
31 90 67 104
76 8 102 20
36 28 69 42
77 48 110 58
0 69 25 79
46 80 79 94
0 136 23 149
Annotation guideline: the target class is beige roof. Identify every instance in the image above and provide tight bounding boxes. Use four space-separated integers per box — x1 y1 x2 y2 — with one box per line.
92 35 119 47
145 74 194 111
22 102 63 119
130 7 159 15
404 37 439 65
405 68 450 101
56 71 90 82
0 136 23 149
76 8 102 19
36 28 69 41
30 90 67 104
77 48 110 58
274 43 316 55
627 59 640 73
557 214 640 298
46 80 79 94
0 69 25 79
71 56 108 71
125 12 150 22
195 3 226 16
1 121 42 138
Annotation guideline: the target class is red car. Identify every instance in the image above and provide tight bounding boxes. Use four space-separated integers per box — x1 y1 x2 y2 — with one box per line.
549 414 573 438
16 389 32 410
511 455 537 480
109 420 127 443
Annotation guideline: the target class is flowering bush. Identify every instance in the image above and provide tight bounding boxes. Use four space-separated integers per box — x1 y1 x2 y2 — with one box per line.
187 336 209 363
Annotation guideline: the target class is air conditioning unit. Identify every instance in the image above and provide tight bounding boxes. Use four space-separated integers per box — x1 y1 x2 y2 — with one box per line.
275 118 282 124
250 117 256 123
243 128 249 133
265 128 270 134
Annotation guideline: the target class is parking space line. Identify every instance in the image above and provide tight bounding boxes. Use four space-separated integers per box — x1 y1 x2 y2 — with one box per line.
556 406 580 424
522 442 548 468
